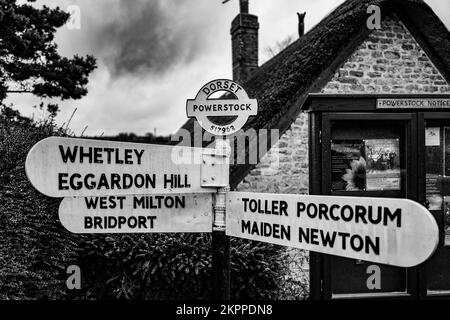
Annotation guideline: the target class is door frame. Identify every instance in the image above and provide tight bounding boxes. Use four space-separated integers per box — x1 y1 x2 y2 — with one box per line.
319 112 419 299
418 112 450 299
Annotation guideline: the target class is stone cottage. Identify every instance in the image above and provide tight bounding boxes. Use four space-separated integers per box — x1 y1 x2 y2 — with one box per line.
179 0 450 299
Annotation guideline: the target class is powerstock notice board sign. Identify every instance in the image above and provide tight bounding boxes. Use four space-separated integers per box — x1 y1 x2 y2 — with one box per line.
25 137 228 197
59 193 213 233
377 98 450 109
186 79 258 135
226 192 439 267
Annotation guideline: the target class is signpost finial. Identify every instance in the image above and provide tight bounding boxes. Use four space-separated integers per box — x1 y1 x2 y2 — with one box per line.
222 0 249 14
240 0 249 13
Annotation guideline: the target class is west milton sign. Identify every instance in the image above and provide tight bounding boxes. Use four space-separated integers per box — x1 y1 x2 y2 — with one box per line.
59 193 213 233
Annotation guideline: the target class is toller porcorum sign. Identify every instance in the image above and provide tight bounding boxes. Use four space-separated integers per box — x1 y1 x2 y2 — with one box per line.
226 192 439 267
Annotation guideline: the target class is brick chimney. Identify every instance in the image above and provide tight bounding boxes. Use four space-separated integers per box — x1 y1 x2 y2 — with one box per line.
231 0 259 84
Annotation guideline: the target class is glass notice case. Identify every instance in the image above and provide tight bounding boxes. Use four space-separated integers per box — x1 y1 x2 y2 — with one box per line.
306 95 450 300
324 117 409 297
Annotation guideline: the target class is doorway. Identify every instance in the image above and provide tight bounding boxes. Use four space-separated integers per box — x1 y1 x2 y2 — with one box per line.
320 112 418 299
419 113 450 298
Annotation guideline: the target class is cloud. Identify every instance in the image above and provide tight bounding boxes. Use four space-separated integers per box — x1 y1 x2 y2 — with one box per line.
72 59 227 136
9 0 235 136
91 0 217 76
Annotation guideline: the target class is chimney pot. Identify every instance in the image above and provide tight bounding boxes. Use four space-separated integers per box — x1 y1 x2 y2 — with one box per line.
240 0 249 14
231 8 259 84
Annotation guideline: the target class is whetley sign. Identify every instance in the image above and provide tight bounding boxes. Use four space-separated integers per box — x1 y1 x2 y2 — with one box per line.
226 192 439 267
25 136 228 197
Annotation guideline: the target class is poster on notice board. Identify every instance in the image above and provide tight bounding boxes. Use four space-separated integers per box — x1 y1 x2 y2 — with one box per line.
426 127 443 211
331 139 401 192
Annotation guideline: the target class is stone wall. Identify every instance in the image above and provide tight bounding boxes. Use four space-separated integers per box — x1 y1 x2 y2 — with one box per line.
322 15 450 94
236 114 309 195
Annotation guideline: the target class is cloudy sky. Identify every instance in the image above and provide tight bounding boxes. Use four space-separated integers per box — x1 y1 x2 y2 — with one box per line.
7 0 450 136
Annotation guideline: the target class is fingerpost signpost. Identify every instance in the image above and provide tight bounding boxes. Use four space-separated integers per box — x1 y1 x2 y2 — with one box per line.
25 79 439 300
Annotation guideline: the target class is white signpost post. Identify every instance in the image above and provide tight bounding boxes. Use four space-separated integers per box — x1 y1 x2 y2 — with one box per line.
186 78 259 299
226 192 439 267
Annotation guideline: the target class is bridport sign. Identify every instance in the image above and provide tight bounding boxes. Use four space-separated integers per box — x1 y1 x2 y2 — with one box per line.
58 193 213 233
